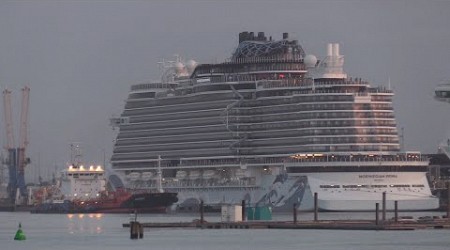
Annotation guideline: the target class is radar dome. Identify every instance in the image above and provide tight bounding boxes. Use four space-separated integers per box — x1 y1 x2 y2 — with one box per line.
186 60 198 73
304 54 317 68
174 62 185 74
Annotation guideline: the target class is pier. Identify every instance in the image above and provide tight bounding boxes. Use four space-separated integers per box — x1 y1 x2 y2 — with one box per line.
123 218 450 231
123 194 450 231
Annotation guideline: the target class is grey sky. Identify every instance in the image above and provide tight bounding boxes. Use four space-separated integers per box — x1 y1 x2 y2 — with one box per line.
0 0 449 182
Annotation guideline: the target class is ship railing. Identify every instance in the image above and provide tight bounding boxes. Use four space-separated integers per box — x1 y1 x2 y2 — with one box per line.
137 154 426 170
189 76 390 94
130 82 176 91
256 79 310 89
178 159 242 167
368 88 393 94
256 78 392 93
193 75 307 85
237 154 427 165
131 159 243 170
133 177 257 189
228 56 305 65
285 154 428 163
196 58 306 73
314 78 370 86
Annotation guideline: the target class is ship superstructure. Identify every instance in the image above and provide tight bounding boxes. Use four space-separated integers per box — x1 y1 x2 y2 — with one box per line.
59 164 106 201
110 32 438 211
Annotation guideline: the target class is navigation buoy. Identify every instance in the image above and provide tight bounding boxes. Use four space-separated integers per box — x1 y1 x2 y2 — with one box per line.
14 223 26 241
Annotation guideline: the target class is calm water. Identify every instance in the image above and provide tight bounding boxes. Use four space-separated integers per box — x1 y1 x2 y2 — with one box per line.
1 211 449 250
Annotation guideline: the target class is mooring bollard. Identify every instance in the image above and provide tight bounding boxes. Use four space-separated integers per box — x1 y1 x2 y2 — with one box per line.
375 203 379 225
293 203 297 224
314 192 318 222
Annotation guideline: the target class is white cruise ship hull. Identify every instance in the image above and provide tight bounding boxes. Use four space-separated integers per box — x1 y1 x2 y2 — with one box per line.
299 172 439 211
160 171 439 212
161 173 307 211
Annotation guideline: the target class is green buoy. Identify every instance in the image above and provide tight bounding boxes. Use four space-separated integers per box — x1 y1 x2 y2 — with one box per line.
14 223 26 241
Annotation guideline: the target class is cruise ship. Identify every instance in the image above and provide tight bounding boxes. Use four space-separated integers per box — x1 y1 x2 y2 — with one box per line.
110 32 439 211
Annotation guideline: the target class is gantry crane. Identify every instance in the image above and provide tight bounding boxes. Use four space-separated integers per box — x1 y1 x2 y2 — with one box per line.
2 86 30 205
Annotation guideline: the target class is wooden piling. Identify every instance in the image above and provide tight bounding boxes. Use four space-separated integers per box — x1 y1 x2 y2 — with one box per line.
394 200 398 223
447 182 450 220
130 221 140 239
242 200 246 221
375 203 379 225
139 223 143 239
382 192 386 221
200 200 204 224
293 203 297 224
314 192 318 222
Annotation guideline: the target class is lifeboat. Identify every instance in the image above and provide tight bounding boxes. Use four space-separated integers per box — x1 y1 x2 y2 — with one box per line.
202 170 217 179
189 170 201 179
127 172 141 181
141 172 154 181
235 169 247 178
175 170 187 179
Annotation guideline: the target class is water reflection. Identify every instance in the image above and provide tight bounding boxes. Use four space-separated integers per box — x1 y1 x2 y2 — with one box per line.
66 213 104 234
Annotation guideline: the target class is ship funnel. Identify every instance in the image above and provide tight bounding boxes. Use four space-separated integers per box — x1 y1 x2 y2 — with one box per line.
327 43 333 57
333 43 340 57
316 43 347 79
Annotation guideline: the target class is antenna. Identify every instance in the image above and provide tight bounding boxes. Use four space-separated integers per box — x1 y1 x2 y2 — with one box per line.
70 143 82 167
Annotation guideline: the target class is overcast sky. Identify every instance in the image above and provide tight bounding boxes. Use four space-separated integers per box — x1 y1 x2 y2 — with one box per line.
0 0 449 182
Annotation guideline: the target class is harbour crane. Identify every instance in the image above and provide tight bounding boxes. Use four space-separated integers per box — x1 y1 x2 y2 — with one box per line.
2 86 30 205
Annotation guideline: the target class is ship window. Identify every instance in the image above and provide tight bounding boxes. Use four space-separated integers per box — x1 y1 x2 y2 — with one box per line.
319 185 340 188
389 184 411 188
372 185 388 188
342 185 368 188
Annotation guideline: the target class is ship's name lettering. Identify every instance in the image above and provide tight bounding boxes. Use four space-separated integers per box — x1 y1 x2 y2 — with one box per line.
358 174 398 178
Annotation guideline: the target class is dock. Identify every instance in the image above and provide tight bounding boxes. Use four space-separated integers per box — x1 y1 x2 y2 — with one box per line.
124 194 450 231
123 219 450 231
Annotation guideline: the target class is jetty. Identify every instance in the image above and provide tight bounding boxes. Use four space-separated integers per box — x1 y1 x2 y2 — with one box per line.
123 197 450 231
123 190 450 231
123 217 450 231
